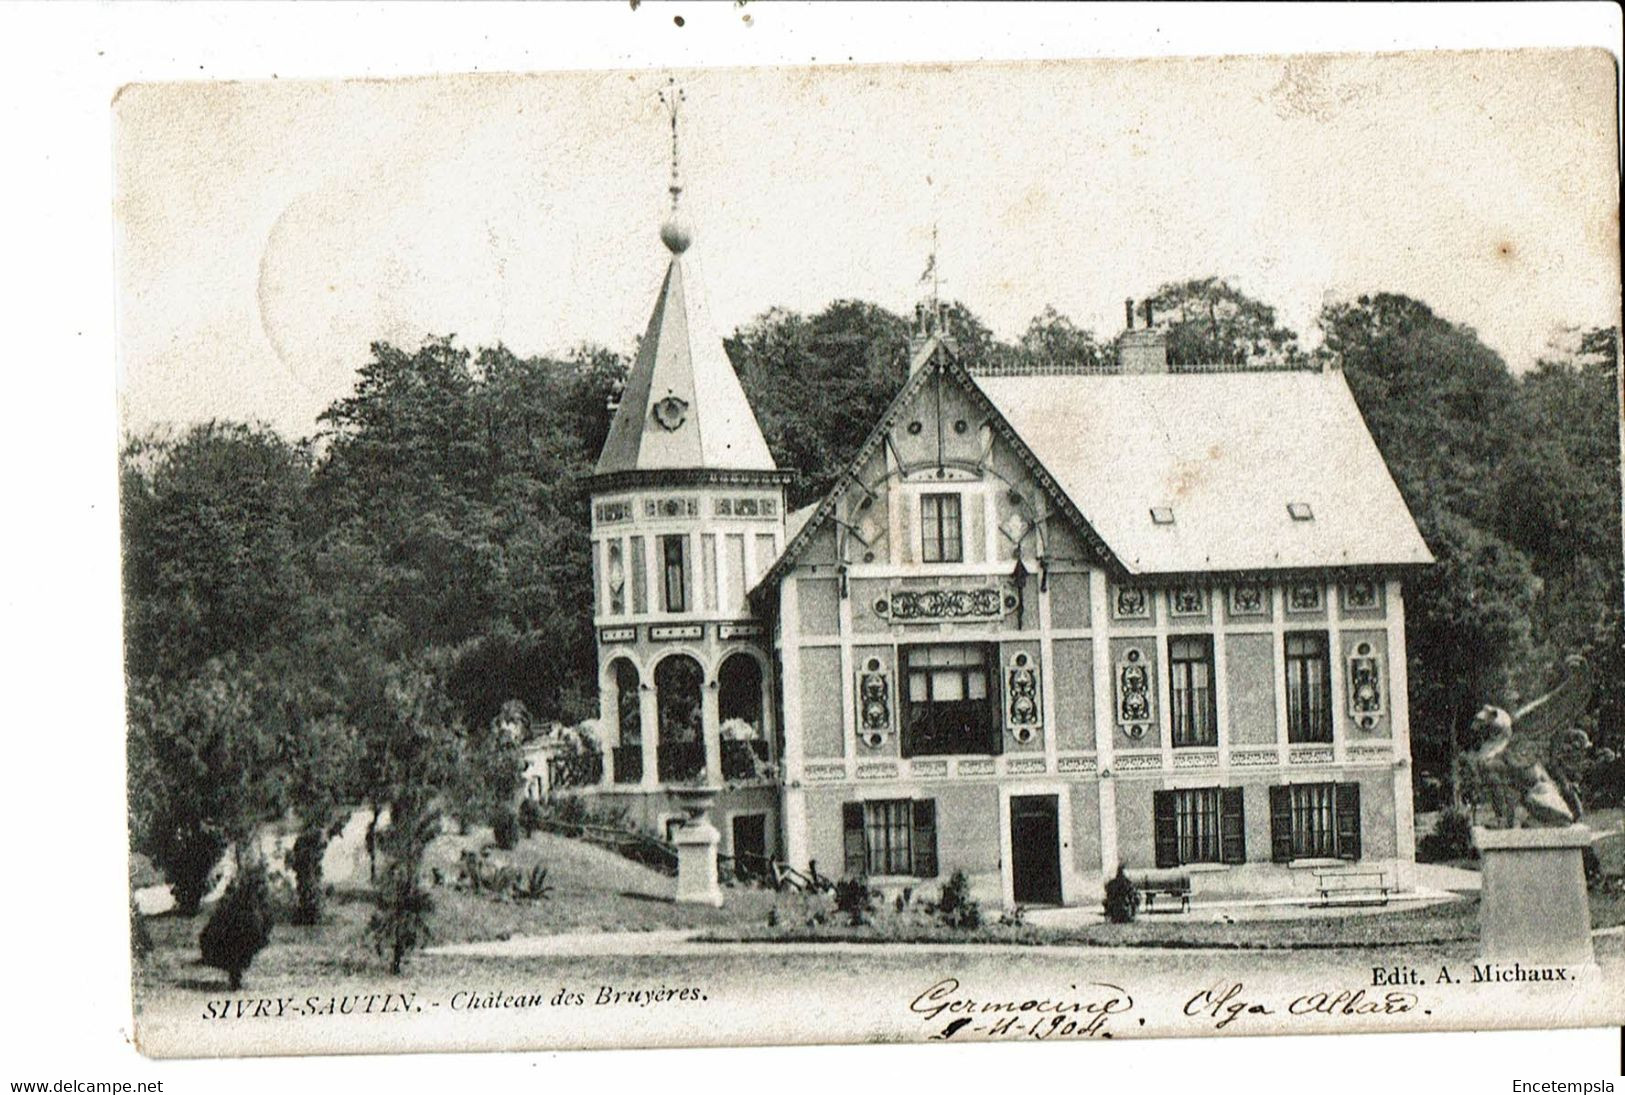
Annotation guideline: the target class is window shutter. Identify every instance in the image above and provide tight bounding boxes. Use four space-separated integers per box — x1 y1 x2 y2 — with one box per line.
986 644 1004 756
1220 787 1247 864
1153 790 1179 868
1335 782 1362 861
911 799 938 878
1269 785 1293 863
842 802 867 878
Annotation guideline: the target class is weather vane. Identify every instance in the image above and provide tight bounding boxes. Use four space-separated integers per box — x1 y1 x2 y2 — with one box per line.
660 77 685 213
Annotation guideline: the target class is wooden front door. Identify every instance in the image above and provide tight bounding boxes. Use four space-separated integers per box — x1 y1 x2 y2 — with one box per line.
1010 794 1062 906
731 814 768 880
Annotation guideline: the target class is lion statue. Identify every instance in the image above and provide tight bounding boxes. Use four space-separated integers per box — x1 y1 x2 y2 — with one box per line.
1464 656 1594 829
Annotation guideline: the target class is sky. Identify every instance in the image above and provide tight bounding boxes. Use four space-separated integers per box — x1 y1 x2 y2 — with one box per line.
114 50 1620 440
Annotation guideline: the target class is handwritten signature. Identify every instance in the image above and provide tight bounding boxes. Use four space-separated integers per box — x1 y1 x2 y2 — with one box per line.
911 977 1134 1040
1184 981 1420 1030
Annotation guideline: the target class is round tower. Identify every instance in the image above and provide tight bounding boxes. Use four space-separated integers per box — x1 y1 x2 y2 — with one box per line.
583 83 789 857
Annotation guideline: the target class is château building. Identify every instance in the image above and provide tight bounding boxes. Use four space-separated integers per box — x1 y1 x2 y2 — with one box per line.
579 113 1432 907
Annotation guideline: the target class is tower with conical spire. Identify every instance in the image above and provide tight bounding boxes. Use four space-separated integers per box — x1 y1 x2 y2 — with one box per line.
584 80 789 850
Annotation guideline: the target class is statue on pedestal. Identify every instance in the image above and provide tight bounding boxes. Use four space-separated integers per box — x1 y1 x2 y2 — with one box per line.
1465 656 1596 828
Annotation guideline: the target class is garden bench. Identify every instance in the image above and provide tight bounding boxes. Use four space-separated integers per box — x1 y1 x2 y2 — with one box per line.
1313 868 1390 907
1126 868 1191 914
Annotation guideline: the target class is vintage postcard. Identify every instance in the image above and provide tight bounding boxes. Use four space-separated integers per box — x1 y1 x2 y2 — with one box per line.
115 49 1623 1058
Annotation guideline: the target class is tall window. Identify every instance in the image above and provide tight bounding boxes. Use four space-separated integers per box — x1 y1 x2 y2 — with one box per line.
611 658 642 785
1169 635 1217 746
901 644 998 757
1284 631 1332 743
1154 787 1245 866
920 493 963 563
843 799 938 878
661 535 687 613
654 655 704 783
1269 782 1361 861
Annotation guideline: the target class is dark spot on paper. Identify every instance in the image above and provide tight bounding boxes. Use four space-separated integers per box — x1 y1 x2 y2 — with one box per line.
673 14 684 26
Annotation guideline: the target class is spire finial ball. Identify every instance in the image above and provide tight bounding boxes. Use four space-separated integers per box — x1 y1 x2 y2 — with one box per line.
660 215 692 254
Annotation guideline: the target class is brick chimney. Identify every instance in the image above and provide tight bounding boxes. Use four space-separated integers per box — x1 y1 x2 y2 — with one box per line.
1120 299 1168 374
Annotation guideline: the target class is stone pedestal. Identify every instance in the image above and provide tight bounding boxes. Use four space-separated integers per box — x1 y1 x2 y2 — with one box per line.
671 786 724 908
1474 825 1594 967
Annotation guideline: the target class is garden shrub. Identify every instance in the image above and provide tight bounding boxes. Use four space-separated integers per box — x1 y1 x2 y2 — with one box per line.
200 861 273 990
368 860 434 975
491 808 520 850
1103 865 1140 924
513 864 554 902
936 870 982 930
1417 807 1476 863
130 899 153 962
517 797 544 837
833 877 875 926
289 827 327 925
156 827 226 918
1585 750 1624 810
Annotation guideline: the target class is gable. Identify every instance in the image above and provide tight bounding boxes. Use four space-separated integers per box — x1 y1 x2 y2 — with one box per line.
754 338 1117 589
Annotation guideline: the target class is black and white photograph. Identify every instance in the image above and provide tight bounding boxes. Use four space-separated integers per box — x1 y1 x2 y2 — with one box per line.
5 1 1624 1086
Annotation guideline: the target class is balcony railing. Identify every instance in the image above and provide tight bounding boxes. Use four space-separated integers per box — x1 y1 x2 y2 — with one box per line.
546 749 604 790
657 741 706 784
612 745 643 785
721 738 770 782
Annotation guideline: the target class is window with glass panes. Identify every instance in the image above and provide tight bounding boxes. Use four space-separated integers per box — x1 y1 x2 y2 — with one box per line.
863 800 912 875
1287 782 1335 857
1269 781 1361 861
1169 635 1217 746
1154 787 1245 867
901 644 998 756
1284 631 1332 742
920 493 963 563
661 535 687 613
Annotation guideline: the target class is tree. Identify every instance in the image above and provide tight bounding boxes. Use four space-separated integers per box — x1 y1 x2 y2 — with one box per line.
120 421 313 682
730 301 911 508
357 659 468 974
199 861 273 990
126 658 288 915
1011 305 1108 371
1318 293 1519 526
310 337 615 725
1133 277 1302 367
1402 511 1540 805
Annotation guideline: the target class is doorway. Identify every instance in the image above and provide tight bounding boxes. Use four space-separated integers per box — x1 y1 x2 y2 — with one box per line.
730 814 769 880
1010 794 1062 905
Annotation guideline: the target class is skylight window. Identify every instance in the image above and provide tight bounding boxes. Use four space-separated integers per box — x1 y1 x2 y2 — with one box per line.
1150 506 1175 525
1287 502 1315 521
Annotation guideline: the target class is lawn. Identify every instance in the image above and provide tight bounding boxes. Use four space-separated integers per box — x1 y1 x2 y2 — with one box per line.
131 809 1625 1003
132 826 777 1000
703 892 1485 950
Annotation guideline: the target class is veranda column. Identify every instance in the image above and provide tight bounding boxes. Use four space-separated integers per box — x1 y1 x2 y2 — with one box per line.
640 684 659 789
701 678 723 785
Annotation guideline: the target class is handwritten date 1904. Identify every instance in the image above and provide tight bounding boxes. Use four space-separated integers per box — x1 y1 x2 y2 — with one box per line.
1185 981 1420 1030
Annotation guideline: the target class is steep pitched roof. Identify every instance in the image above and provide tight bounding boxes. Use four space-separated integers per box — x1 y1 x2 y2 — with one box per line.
973 369 1434 574
594 253 777 477
752 337 1122 594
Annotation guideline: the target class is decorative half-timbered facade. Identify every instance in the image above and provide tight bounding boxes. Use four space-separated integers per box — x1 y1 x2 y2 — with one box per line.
749 309 1432 906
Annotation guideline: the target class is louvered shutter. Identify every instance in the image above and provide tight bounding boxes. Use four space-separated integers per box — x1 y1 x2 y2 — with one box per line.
911 799 938 878
842 802 867 878
1335 782 1362 861
1220 787 1247 864
1269 785 1294 862
1153 790 1179 868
